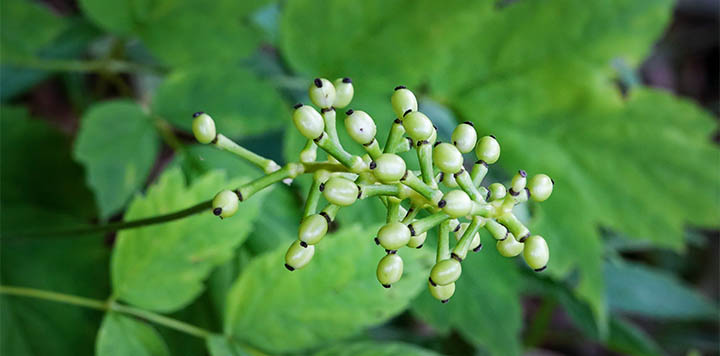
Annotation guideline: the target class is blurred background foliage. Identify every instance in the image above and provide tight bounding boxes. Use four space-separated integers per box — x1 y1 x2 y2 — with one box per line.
1 0 718 355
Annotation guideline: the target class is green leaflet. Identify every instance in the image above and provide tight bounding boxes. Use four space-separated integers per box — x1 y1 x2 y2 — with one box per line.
152 66 288 138
74 100 160 219
224 225 434 353
412 235 522 356
78 0 270 67
313 341 443 356
111 168 263 312
0 0 67 60
96 313 169 356
280 0 493 90
605 260 718 320
206 335 251 356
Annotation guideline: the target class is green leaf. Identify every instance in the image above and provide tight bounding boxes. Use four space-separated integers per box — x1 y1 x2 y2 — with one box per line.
244 184 302 255
523 272 665 356
280 0 493 89
96 313 169 356
152 66 288 138
1 235 110 356
78 0 270 67
206 335 251 356
111 167 263 312
313 341 443 356
0 0 67 59
1 106 95 223
225 225 434 353
605 261 718 320
411 234 522 356
74 100 160 219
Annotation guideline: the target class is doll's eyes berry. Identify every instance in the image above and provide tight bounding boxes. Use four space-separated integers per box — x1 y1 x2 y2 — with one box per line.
195 78 554 302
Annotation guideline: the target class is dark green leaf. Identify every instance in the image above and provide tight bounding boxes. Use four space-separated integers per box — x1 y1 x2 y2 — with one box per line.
111 168 263 312
0 0 67 59
605 261 718 320
78 0 270 67
412 235 522 356
96 313 169 356
225 225 434 353
74 100 160 219
152 66 288 138
206 335 251 356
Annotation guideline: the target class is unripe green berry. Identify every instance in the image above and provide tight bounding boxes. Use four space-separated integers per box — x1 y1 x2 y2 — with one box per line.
428 281 455 303
429 258 462 286
475 135 500 164
451 122 477 154
510 170 527 194
428 125 438 144
192 112 216 144
497 233 524 257
309 78 336 108
454 223 482 251
322 177 359 206
293 104 324 139
298 214 328 245
523 235 549 271
407 231 427 248
377 253 403 287
433 143 464 173
371 153 406 183
488 183 507 201
345 110 376 145
377 222 411 250
285 240 315 271
333 77 354 108
528 174 554 202
212 190 238 219
391 86 418 119
403 111 434 141
439 190 472 218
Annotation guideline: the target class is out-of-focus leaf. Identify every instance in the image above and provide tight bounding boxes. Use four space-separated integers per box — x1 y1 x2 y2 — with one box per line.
206 335 251 356
412 234 522 356
96 313 169 356
1 234 109 356
1 106 95 224
313 341 443 356
152 66 288 138
74 100 160 219
111 168 263 312
605 261 718 320
225 225 434 353
78 0 270 67
0 0 67 59
280 0 493 89
523 272 665 356
244 184 301 255
1 18 99 101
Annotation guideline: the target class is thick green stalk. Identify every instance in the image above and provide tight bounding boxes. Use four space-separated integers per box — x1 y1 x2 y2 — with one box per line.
497 213 530 241
451 216 484 260
362 139 383 159
315 134 363 171
321 109 340 144
236 164 303 200
359 184 401 199
214 134 280 174
416 141 438 188
455 169 485 202
401 172 442 203
386 197 401 223
383 119 406 153
304 177 323 217
437 220 451 262
408 211 449 236
470 161 489 186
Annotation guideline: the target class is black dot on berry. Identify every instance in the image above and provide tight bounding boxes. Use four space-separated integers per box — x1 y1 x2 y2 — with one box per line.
382 284 391 288
285 264 295 271
369 162 377 169
403 109 412 117
342 77 352 83
519 170 527 177
346 109 354 116
441 299 449 304
438 200 447 208
428 277 436 286
299 241 308 248
489 134 496 139
374 237 380 245
293 103 303 109
314 78 322 87
213 208 222 216
193 111 204 118
394 85 406 91
463 121 474 127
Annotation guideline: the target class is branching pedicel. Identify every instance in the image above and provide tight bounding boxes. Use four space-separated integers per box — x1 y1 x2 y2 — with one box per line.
192 77 553 303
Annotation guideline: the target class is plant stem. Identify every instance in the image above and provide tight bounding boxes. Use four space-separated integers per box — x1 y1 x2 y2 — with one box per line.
384 120 406 154
12 201 212 237
214 134 280 174
0 286 212 338
416 141 437 188
3 56 160 74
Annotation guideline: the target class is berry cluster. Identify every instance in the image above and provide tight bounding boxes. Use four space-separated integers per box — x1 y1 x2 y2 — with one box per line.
192 78 553 303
